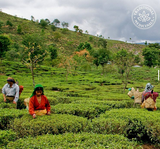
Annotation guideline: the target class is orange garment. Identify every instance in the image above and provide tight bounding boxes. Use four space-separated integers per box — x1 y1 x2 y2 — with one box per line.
29 95 51 115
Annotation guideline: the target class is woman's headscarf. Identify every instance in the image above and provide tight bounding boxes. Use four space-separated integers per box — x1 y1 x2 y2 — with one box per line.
7 77 15 83
30 84 44 98
145 83 154 92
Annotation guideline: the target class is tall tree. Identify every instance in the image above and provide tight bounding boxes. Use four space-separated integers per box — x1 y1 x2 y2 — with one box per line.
73 25 79 32
45 18 50 25
21 34 47 87
31 16 35 22
61 21 69 28
52 19 60 26
115 49 136 92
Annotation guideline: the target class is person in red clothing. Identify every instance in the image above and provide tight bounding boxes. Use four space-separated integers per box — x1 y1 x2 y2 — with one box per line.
29 84 51 119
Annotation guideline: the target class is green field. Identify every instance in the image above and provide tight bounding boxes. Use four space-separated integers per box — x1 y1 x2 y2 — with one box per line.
0 60 160 148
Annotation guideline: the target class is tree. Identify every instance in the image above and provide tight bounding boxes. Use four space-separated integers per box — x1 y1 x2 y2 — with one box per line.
73 25 79 32
0 21 3 29
6 20 13 27
0 35 11 59
98 38 107 48
17 25 22 34
51 24 56 31
39 19 48 28
52 19 60 26
45 18 50 25
31 16 35 22
21 34 47 87
145 41 147 46
142 47 158 67
58 55 75 81
92 48 112 73
49 45 58 67
115 49 136 92
61 21 69 28
78 29 83 35
85 30 88 34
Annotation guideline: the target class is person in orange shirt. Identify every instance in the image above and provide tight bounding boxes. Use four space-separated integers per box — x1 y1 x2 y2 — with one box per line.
29 84 51 119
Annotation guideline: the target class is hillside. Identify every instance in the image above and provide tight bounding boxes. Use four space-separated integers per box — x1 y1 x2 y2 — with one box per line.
0 11 145 57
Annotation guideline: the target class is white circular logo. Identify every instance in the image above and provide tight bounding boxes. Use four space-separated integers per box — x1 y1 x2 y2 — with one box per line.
132 4 156 29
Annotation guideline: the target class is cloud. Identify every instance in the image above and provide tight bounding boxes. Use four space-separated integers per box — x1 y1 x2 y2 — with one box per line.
1 0 160 43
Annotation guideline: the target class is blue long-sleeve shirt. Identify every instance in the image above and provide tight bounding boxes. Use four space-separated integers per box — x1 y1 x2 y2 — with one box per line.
2 83 19 102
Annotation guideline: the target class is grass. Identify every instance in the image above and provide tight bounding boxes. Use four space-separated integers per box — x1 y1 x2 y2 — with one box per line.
0 11 145 57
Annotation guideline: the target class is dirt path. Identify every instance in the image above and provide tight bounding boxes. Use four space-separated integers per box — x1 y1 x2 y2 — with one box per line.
141 144 157 149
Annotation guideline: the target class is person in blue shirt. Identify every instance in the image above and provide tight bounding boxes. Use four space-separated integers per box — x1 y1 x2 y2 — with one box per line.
2 77 19 106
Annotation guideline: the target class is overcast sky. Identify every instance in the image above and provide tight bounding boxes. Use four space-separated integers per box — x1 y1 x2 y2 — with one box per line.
1 0 160 43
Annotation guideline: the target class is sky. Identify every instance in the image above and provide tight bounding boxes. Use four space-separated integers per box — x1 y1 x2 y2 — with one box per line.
0 0 160 43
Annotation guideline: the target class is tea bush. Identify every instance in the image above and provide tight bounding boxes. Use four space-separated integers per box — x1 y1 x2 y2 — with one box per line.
10 114 91 138
0 130 16 147
51 103 110 119
0 109 26 129
6 132 141 149
92 108 160 143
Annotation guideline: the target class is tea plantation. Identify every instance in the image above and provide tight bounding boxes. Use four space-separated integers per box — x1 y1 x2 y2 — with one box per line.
0 60 160 148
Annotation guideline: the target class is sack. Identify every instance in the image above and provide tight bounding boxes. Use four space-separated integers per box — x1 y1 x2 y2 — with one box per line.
134 91 142 104
144 97 155 109
24 97 30 110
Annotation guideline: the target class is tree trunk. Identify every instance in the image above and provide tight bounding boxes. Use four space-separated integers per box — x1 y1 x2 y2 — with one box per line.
31 62 35 88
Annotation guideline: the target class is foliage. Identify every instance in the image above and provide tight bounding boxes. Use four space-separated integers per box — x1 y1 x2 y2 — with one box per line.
0 108 26 129
73 25 79 32
61 21 69 28
92 48 112 73
21 33 47 87
17 25 22 34
6 20 13 27
49 45 58 60
51 24 56 31
5 48 19 61
0 21 3 29
142 47 159 67
115 49 136 92
10 114 89 138
6 133 140 149
53 32 61 41
52 19 60 26
51 103 109 119
98 38 107 48
0 34 11 58
39 19 48 28
0 130 17 147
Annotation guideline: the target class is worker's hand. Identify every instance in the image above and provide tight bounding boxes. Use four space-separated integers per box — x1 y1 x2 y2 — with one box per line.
33 114 36 119
47 111 51 115
4 98 6 102
13 101 17 104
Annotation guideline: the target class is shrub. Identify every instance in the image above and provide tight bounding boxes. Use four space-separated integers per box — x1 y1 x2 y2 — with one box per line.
0 108 26 130
0 103 16 109
10 114 90 138
92 108 160 144
0 130 16 147
51 103 110 119
7 132 141 149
